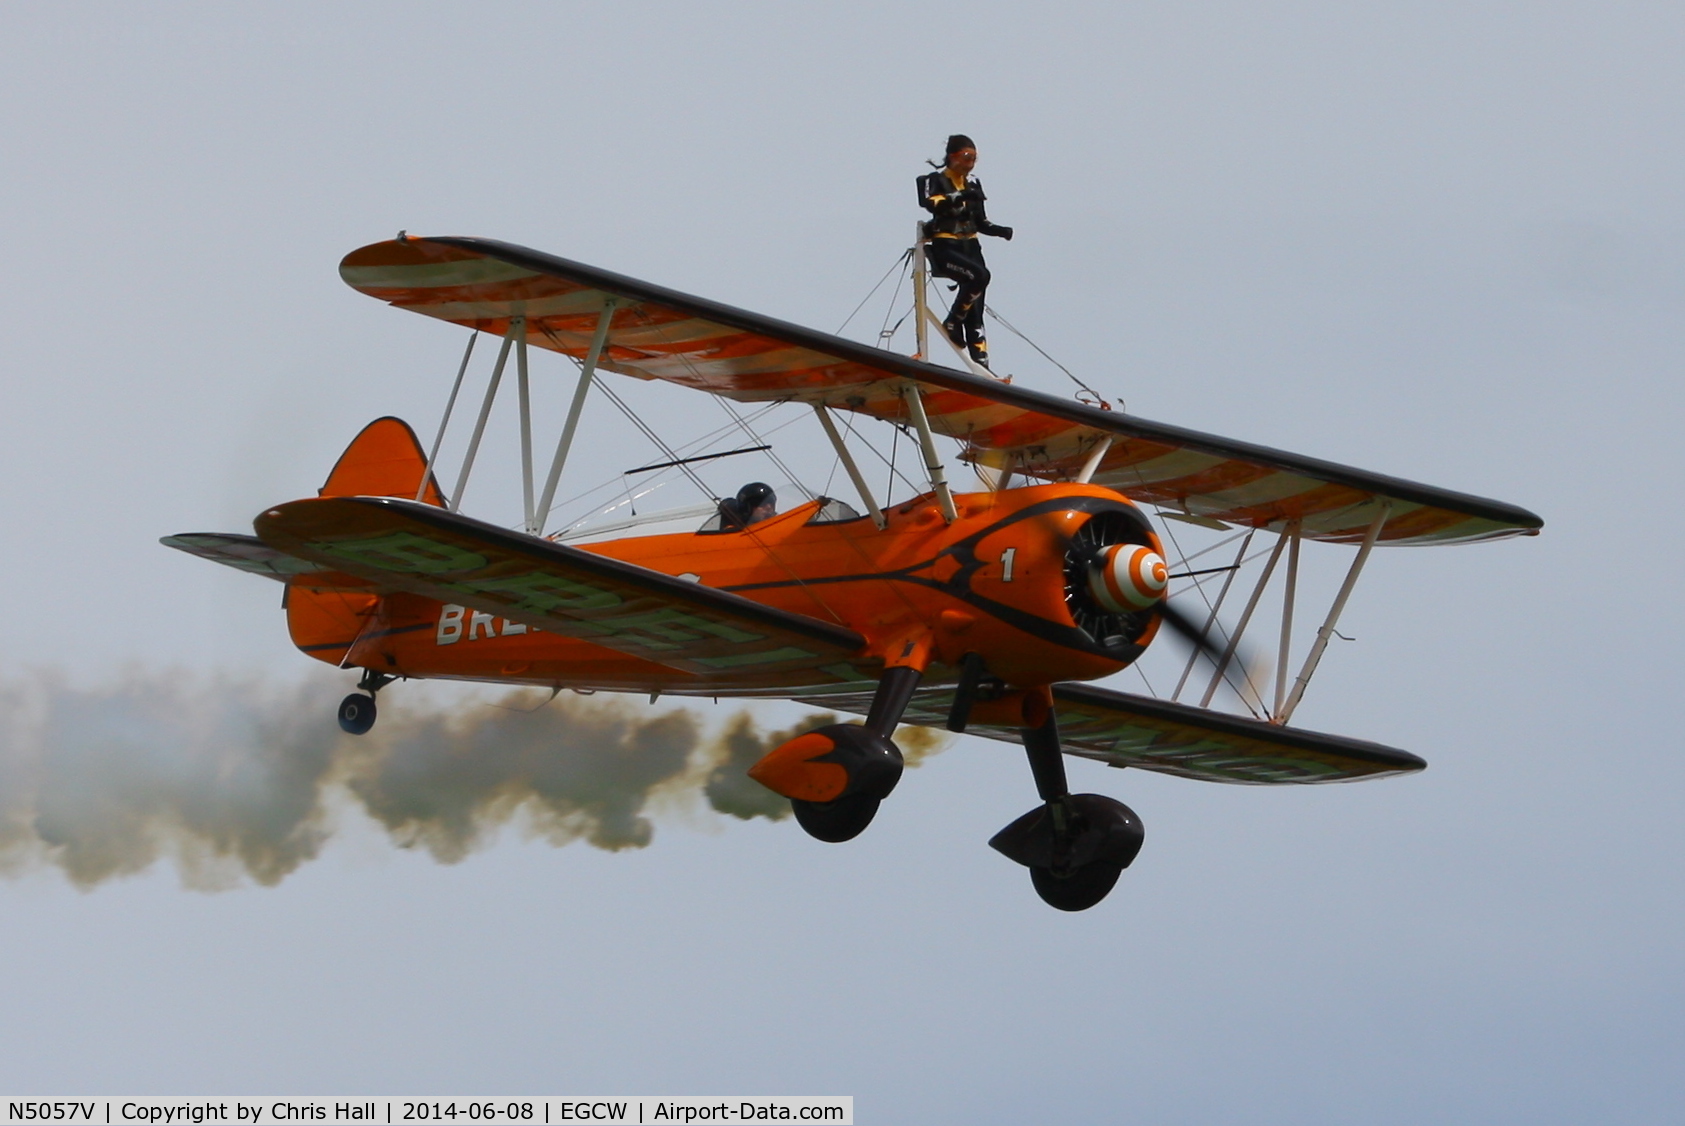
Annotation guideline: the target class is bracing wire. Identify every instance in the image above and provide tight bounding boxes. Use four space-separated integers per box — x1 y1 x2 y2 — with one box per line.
1154 512 1267 718
879 306 914 348
840 411 921 497
875 252 915 347
593 381 717 500
983 303 1111 407
837 249 913 335
1172 532 1255 702
712 398 816 501
542 402 783 528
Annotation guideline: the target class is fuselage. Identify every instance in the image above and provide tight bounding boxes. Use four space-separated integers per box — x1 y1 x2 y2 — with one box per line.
283 483 1165 697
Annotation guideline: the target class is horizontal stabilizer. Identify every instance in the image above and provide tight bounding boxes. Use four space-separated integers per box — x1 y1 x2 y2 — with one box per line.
795 681 1424 784
160 533 328 582
254 496 871 691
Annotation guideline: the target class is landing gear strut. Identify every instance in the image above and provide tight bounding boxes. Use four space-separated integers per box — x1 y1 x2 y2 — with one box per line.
337 671 394 736
989 703 1144 911
752 665 922 843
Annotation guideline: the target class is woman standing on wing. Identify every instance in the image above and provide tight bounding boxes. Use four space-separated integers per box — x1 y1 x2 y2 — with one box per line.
916 134 1013 369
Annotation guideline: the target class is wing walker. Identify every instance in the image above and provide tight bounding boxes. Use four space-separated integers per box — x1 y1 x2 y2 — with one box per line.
166 233 1542 911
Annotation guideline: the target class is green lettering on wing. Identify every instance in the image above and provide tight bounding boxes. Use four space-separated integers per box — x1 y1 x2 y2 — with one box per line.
693 647 815 669
608 608 763 645
322 531 487 574
458 569 622 612
565 607 763 653
816 662 876 682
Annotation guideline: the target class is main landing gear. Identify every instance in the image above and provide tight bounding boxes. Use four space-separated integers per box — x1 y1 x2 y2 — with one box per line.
988 699 1144 912
748 660 1142 911
337 671 395 736
748 665 922 843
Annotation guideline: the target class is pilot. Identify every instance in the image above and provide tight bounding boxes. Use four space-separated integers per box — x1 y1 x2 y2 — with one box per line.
916 134 1013 369
719 482 777 530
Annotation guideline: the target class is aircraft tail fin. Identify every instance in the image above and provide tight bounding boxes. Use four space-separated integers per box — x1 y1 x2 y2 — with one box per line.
320 417 446 506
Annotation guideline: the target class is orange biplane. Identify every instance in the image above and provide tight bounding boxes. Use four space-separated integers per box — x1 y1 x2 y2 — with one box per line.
165 235 1542 910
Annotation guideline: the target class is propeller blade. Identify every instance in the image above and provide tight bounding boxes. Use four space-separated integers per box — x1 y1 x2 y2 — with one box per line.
1155 598 1271 711
1155 598 1265 681
1155 598 1224 658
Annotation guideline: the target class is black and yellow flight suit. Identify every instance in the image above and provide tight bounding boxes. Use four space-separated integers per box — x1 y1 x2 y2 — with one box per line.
916 169 1012 367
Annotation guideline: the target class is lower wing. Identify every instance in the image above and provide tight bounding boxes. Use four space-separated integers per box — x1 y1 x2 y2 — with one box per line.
797 681 1424 784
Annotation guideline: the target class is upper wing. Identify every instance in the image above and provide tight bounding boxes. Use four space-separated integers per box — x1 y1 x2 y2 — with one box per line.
339 236 1542 546
795 681 1424 784
253 496 871 693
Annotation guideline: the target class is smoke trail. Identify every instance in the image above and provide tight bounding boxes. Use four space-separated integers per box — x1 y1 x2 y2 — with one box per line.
0 670 949 890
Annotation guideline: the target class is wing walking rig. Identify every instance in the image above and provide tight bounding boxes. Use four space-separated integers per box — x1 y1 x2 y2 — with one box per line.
164 234 1542 911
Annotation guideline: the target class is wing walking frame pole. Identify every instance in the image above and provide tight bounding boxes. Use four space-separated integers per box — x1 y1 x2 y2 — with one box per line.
535 296 620 537
912 224 929 362
516 323 535 533
1279 504 1391 725
911 223 993 379
902 382 959 523
417 331 477 502
813 404 887 529
450 317 521 512
1200 527 1289 710
1073 435 1114 485
1273 522 1302 719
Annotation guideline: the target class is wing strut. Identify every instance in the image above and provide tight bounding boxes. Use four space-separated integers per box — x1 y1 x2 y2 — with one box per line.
1274 522 1302 717
813 405 887 529
517 325 534 532
903 382 959 523
536 297 618 536
1172 530 1254 702
1280 504 1390 723
1201 530 1289 711
451 316 521 511
1074 436 1114 485
418 331 476 503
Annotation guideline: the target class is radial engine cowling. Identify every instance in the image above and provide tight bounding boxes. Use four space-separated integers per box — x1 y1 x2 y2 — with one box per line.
1062 508 1167 656
1087 544 1169 613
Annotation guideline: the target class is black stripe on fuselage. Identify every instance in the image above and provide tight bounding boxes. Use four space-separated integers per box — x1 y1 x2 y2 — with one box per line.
300 621 432 652
722 495 1152 659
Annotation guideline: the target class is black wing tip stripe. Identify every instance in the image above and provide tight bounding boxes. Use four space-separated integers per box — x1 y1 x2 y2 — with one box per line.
343 496 866 653
1051 682 1426 773
421 236 1543 536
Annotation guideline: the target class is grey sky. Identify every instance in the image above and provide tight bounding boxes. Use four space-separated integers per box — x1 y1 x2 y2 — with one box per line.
1 3 1681 1122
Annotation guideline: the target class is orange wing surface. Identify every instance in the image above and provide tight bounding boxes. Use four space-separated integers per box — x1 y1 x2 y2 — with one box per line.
253 496 869 691
797 681 1424 784
339 236 1543 547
